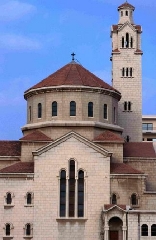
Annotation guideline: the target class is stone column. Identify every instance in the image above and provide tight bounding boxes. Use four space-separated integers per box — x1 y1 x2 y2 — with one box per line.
103 214 109 240
122 213 127 240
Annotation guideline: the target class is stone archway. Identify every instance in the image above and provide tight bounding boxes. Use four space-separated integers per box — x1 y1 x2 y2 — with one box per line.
109 217 123 240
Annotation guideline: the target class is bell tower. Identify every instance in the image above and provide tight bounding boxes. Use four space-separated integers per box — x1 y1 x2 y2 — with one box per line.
111 1 143 142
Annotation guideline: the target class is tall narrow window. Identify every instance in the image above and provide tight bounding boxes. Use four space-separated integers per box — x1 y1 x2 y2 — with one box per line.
69 160 75 217
104 104 108 119
128 101 131 111
6 193 12 205
124 102 127 111
26 224 31 236
131 37 133 48
122 37 124 48
130 67 133 77
70 101 76 116
38 103 42 118
121 11 123 17
114 107 116 123
29 106 31 121
126 68 129 77
126 33 129 48
78 170 84 217
88 102 93 117
6 224 10 236
27 193 32 205
151 224 156 236
111 194 117 204
126 10 128 16
52 101 57 116
141 224 148 236
122 68 125 77
131 193 138 205
60 170 66 217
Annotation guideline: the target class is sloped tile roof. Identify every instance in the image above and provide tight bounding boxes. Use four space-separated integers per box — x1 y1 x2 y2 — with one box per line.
25 62 119 94
112 24 141 33
104 204 126 210
123 142 156 158
112 49 120 53
0 141 21 156
20 130 52 142
94 130 124 142
118 2 135 10
110 163 143 174
0 162 34 173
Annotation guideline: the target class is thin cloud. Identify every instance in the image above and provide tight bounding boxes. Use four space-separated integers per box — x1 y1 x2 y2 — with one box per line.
0 0 36 21
0 34 41 51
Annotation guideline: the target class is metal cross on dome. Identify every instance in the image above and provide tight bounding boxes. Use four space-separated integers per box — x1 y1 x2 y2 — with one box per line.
71 52 76 61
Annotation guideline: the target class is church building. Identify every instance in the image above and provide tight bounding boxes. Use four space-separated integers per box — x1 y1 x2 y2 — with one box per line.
0 2 156 240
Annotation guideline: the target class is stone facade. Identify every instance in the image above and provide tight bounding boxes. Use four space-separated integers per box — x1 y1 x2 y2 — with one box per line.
0 2 156 240
111 2 142 142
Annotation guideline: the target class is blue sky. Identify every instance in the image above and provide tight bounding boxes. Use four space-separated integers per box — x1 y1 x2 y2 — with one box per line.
0 0 156 140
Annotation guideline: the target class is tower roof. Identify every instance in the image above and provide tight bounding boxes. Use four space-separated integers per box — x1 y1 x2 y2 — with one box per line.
118 1 135 10
24 61 120 98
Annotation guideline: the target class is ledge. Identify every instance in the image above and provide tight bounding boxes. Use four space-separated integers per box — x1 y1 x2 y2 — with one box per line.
23 236 33 239
22 120 123 133
56 217 88 222
24 204 34 207
4 204 14 208
3 236 13 239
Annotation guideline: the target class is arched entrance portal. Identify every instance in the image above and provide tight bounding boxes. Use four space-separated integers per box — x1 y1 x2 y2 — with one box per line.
109 217 123 240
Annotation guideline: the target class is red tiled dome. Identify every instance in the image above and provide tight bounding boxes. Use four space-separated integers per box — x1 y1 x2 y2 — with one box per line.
25 61 120 96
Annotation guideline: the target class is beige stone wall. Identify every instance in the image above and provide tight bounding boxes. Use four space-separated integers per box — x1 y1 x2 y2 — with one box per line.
0 177 34 239
124 158 156 191
33 136 110 240
21 142 49 162
26 90 119 126
110 176 144 207
96 142 123 163
112 23 142 142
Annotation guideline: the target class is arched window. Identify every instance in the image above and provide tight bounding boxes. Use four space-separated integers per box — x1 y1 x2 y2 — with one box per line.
6 192 12 205
69 160 75 217
104 104 108 119
88 102 93 117
52 101 57 116
26 224 31 236
59 160 86 218
60 170 66 217
141 224 148 236
111 194 117 204
78 170 84 217
121 11 123 17
6 223 11 236
131 37 133 48
29 106 31 121
122 68 125 77
130 67 133 77
122 37 124 48
124 102 127 111
114 107 116 123
131 193 138 205
70 101 76 116
151 224 156 236
126 33 129 48
27 193 32 205
126 68 129 77
128 101 132 111
38 103 42 118
126 10 128 16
